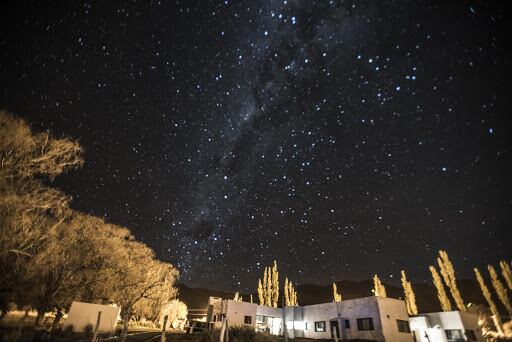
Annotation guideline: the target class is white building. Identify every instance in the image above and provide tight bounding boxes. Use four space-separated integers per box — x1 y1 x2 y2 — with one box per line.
409 311 484 342
206 296 412 341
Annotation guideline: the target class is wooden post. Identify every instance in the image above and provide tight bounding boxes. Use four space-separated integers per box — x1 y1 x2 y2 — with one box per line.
332 326 338 342
91 311 102 342
219 317 226 342
161 315 168 342
225 318 229 342
282 298 288 342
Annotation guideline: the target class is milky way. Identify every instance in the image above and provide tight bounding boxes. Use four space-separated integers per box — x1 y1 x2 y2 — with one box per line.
0 0 510 291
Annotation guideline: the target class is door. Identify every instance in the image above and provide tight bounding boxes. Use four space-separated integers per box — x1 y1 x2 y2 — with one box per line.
330 320 340 339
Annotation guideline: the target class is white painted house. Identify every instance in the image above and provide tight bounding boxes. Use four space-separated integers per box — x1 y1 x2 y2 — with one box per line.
206 296 413 341
409 311 484 342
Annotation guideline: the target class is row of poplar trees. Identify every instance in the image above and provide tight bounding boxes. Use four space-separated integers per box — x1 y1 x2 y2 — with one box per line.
245 254 511 337
0 112 179 342
255 261 298 307
330 250 511 336
369 250 511 337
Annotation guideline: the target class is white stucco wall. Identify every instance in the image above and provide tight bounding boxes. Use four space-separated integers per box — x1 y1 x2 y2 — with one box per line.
301 297 390 341
207 296 413 341
376 297 413 342
63 301 120 333
459 311 485 342
225 300 257 327
256 305 283 335
301 301 338 339
409 311 484 342
337 297 384 341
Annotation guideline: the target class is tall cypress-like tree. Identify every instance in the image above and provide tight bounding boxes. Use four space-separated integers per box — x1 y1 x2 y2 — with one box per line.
488 265 512 317
373 275 387 297
437 250 465 311
429 265 452 311
500 260 512 291
284 278 290 306
284 278 298 306
475 267 504 335
333 283 342 302
257 279 264 305
256 261 280 307
266 266 273 306
401 270 418 315
272 261 279 308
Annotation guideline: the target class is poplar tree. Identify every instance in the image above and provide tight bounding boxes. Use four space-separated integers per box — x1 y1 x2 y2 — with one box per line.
256 261 280 307
284 278 298 306
429 265 452 311
257 279 264 305
400 270 418 315
333 283 342 302
291 284 298 306
284 278 290 306
266 266 272 306
272 261 279 308
437 250 465 311
500 260 512 291
373 275 387 297
488 265 512 317
475 267 504 335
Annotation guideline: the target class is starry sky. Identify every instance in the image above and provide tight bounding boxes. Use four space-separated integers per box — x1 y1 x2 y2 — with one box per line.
1 0 511 292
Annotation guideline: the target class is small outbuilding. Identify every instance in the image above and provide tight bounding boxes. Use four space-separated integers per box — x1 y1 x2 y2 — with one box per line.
63 301 121 333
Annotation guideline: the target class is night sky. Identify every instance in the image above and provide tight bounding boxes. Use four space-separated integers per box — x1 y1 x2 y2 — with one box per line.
1 1 511 292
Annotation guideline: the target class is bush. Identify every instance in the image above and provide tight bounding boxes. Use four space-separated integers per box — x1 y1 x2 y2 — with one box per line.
196 326 280 342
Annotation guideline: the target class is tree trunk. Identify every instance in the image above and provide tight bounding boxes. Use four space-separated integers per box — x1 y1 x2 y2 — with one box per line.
51 309 64 332
35 308 45 327
17 309 29 333
120 305 132 342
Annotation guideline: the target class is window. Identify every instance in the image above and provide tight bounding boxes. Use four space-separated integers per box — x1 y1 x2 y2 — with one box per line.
244 316 252 324
465 330 477 341
305 322 308 330
396 320 410 333
344 320 350 329
315 321 326 332
256 315 268 323
357 318 374 331
445 329 464 340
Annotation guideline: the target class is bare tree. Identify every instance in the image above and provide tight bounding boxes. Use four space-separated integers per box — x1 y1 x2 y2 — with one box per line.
113 240 178 342
0 111 82 319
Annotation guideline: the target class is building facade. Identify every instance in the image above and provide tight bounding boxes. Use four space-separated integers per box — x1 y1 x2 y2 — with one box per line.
408 311 484 342
206 296 413 341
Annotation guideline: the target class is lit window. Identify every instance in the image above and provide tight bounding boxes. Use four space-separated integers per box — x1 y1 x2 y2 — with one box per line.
396 320 410 333
315 321 326 332
357 318 374 331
